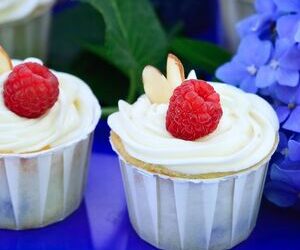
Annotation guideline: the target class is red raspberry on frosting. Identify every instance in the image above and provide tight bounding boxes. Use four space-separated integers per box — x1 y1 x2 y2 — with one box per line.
166 79 223 140
3 62 59 118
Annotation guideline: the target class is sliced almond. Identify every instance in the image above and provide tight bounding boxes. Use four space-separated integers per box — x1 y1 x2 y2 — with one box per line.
187 69 197 80
143 65 173 104
167 53 185 88
0 46 12 75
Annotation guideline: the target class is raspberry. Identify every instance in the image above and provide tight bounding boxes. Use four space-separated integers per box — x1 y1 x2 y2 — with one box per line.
166 79 223 140
3 62 59 118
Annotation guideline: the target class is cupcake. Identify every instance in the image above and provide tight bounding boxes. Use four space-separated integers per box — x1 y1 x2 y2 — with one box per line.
0 47 101 230
0 0 56 60
108 54 279 250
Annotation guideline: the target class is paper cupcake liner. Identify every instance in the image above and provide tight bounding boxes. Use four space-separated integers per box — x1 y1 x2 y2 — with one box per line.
119 159 269 250
0 132 94 230
0 6 52 61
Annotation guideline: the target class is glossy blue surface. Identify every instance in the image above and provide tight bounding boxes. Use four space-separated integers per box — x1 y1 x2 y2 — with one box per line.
0 120 300 250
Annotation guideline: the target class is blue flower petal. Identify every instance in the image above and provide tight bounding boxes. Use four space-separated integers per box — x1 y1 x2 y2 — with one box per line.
272 152 285 164
271 163 288 182
281 157 300 170
276 15 299 41
256 65 276 87
240 75 257 93
237 35 272 66
276 68 299 87
237 35 257 64
283 106 300 132
265 181 298 207
237 13 272 38
255 0 277 13
272 84 298 104
276 106 291 123
236 15 260 37
292 133 300 142
254 40 273 66
274 38 293 59
274 0 300 12
288 139 300 161
280 45 300 70
272 161 300 190
259 87 272 95
215 61 247 85
295 23 300 42
295 87 300 105
278 131 288 152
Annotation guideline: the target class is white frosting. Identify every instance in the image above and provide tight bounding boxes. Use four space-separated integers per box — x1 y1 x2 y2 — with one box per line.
0 0 55 24
0 58 101 153
108 73 279 175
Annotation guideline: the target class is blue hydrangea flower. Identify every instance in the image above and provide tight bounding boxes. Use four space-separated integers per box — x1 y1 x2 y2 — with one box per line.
236 0 277 38
277 14 300 43
216 35 272 93
265 131 300 207
288 133 300 161
217 0 300 208
265 160 300 207
273 0 300 13
256 39 300 88
272 84 300 132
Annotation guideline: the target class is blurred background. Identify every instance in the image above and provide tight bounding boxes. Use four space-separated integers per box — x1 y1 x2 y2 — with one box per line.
49 0 236 116
1 0 255 117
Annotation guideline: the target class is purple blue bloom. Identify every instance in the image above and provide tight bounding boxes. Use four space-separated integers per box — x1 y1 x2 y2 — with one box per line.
277 14 300 43
256 39 300 88
265 132 300 207
272 84 300 132
216 35 272 93
236 0 278 38
288 134 300 161
265 160 300 207
273 0 300 13
216 0 300 208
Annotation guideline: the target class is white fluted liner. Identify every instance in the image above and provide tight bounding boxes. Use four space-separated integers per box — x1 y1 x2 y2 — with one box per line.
0 7 52 61
0 132 94 230
119 160 269 250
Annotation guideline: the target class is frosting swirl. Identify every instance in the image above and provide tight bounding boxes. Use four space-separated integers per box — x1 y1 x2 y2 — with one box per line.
0 59 101 154
0 0 55 24
108 78 279 175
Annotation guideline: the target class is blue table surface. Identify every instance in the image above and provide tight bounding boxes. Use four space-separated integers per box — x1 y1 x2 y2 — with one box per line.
1 120 300 250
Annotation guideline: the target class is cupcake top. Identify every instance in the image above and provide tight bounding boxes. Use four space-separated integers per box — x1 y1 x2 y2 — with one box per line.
108 54 279 175
0 0 55 24
0 48 100 154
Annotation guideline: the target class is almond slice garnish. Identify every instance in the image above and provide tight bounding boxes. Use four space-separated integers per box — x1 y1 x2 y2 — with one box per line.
143 65 173 104
143 54 186 104
167 53 185 88
187 69 197 80
0 46 12 75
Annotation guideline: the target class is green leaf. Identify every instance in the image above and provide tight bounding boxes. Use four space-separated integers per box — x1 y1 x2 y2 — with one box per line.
49 3 105 70
101 106 119 118
170 37 232 75
80 0 167 103
83 44 107 62
49 3 129 108
69 51 129 107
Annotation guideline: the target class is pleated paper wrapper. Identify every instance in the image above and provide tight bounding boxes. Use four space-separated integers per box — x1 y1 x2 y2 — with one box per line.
0 5 53 61
0 132 94 230
119 159 269 250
